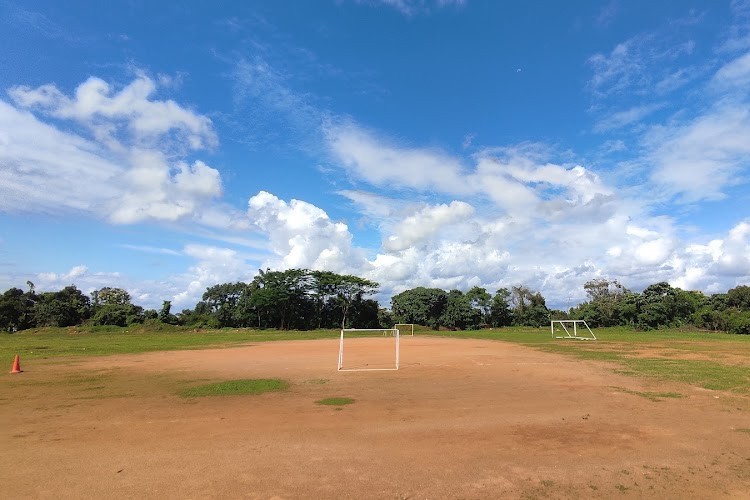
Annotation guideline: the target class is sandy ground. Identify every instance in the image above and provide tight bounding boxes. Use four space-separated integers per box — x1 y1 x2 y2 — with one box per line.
1 336 749 499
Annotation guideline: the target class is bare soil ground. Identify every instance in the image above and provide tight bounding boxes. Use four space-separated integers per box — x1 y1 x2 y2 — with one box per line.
2 336 749 499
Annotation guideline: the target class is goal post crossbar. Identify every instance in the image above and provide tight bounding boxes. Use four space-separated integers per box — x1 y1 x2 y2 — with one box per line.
550 320 596 341
338 328 400 371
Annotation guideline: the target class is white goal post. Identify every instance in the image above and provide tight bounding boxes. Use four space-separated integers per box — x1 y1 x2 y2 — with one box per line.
338 328 400 371
551 320 596 341
394 323 414 336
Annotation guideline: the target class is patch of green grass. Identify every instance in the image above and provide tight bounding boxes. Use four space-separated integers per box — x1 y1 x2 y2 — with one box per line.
0 326 344 363
178 378 289 398
617 358 750 392
315 397 355 406
611 386 685 402
422 327 750 393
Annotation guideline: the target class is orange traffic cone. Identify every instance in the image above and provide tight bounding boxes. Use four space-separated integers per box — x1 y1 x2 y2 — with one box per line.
10 354 22 374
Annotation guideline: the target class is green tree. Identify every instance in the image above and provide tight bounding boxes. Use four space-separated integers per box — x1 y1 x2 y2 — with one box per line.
727 285 750 311
509 286 549 326
93 287 132 307
440 290 480 330
34 286 91 327
159 301 178 325
200 282 251 327
249 269 315 330
331 275 379 329
636 282 678 329
310 271 341 329
377 308 394 329
90 286 147 326
391 287 448 329
581 278 628 327
490 288 513 327
466 286 491 325
0 287 36 332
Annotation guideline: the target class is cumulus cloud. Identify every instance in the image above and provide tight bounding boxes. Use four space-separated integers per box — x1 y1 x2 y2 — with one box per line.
384 201 475 251
171 244 256 307
247 191 367 273
9 74 217 150
0 74 223 225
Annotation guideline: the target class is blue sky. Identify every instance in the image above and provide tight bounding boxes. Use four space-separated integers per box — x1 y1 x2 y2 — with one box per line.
2 0 750 311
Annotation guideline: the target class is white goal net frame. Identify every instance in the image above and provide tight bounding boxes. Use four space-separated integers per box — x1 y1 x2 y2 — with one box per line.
337 328 400 371
551 320 596 341
394 323 414 336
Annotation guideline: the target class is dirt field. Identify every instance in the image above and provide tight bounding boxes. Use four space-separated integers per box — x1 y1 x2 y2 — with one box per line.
2 336 749 499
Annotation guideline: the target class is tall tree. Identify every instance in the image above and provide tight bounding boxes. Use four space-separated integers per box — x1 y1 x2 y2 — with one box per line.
440 290 480 330
332 275 379 329
391 287 448 329
490 288 513 327
34 286 91 327
466 286 491 325
93 287 132 306
0 287 35 331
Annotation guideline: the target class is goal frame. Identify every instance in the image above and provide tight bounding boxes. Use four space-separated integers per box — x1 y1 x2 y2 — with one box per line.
337 328 400 371
550 320 596 341
394 323 414 336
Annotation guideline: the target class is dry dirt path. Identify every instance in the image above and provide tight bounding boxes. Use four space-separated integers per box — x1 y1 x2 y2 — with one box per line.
2 336 749 499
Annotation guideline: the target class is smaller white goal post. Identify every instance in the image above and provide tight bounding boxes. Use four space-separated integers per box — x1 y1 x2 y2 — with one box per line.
394 323 414 336
551 320 596 341
338 328 400 371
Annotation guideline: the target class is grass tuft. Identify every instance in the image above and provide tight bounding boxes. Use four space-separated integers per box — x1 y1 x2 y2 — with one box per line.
316 397 355 406
179 379 289 398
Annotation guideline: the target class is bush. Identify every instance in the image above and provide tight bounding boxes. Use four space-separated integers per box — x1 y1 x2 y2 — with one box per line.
727 310 750 335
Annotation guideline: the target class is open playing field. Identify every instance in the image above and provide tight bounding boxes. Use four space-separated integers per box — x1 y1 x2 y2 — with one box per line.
2 329 750 499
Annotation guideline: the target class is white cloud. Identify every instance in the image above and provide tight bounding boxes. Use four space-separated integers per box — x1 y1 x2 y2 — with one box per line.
325 120 471 194
720 0 750 52
119 244 182 256
711 50 750 90
325 121 611 219
337 190 400 218
14 245 258 311
171 244 256 307
645 103 750 201
0 101 121 214
586 26 696 101
37 265 89 283
384 201 474 251
593 103 663 132
0 75 224 225
9 74 217 150
109 153 223 224
247 191 367 273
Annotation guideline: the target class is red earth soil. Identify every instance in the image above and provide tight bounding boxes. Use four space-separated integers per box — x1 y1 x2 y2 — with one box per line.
2 336 749 499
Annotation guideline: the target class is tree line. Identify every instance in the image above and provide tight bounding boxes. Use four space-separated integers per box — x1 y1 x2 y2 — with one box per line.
0 270 380 332
2 273 749 334
567 279 750 334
